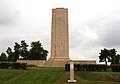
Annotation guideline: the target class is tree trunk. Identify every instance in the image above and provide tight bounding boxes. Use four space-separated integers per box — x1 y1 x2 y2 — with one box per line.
105 58 107 66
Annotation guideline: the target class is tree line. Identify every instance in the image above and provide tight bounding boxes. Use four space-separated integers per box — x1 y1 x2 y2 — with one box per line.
99 48 120 65
0 40 48 62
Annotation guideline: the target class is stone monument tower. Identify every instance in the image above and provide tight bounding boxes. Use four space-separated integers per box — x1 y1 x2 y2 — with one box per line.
17 8 96 67
45 8 70 67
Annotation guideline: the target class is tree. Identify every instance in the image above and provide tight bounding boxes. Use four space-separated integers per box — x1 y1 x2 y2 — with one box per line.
0 52 7 61
42 50 48 60
13 42 21 62
28 41 48 60
6 47 14 61
99 48 110 65
20 40 29 60
5 40 49 61
117 54 120 64
109 49 117 64
112 54 120 64
99 48 119 65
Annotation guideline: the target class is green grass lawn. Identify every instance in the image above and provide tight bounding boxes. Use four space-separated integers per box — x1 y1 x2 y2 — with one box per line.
0 67 120 84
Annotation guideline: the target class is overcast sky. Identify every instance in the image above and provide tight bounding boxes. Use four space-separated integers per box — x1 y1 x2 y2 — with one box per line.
0 0 120 63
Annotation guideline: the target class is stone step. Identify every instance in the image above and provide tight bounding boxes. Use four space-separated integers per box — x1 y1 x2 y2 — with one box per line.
44 60 69 67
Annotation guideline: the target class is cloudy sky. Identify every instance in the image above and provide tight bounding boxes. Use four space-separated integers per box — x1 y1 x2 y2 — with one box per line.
0 0 120 63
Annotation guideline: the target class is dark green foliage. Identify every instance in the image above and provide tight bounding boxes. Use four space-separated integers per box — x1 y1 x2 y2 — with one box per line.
13 42 21 62
99 48 111 65
65 63 70 71
4 40 48 61
11 63 21 69
65 64 120 72
112 54 120 64
20 40 29 60
0 63 10 69
27 64 37 67
6 47 14 61
0 52 7 61
6 41 29 61
110 64 120 72
65 64 107 71
99 48 120 65
11 63 27 70
28 41 48 60
0 62 27 70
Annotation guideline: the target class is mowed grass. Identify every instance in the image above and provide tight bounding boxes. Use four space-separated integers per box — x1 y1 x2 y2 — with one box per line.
0 67 120 84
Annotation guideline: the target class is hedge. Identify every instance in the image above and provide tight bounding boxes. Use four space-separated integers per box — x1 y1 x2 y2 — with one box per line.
0 63 10 69
0 62 27 70
110 64 120 72
65 64 107 71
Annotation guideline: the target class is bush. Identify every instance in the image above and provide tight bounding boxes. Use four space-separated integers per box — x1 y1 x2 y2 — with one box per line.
65 64 70 71
27 64 37 67
20 63 27 70
65 64 107 71
0 62 27 70
110 64 120 72
11 63 20 69
11 63 27 70
0 63 10 69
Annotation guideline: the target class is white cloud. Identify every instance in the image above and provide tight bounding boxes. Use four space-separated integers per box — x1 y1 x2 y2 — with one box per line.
81 26 98 39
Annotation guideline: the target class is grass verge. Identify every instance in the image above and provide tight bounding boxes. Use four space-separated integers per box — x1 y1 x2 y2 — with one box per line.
0 67 120 84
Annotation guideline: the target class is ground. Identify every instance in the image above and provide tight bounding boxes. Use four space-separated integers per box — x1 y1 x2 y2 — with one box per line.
0 67 120 84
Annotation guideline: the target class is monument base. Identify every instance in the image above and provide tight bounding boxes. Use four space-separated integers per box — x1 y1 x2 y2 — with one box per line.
44 57 70 67
68 80 77 82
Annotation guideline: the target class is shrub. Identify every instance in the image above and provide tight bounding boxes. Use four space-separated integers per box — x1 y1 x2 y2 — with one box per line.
27 64 37 67
11 63 21 69
65 64 107 71
0 62 27 70
20 63 27 70
110 64 120 72
0 63 10 69
11 63 27 70
65 64 70 71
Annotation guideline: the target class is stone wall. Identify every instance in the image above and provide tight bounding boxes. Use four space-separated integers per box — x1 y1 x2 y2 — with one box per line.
17 60 46 67
17 60 96 67
68 60 96 64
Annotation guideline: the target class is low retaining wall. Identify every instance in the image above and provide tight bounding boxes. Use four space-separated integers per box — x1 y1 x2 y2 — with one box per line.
17 60 96 67
68 60 96 64
17 60 46 67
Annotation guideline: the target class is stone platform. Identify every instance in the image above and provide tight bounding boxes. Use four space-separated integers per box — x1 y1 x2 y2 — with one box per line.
44 57 70 67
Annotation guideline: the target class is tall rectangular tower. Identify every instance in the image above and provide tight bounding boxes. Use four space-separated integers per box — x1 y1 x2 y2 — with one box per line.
45 8 70 67
51 8 69 59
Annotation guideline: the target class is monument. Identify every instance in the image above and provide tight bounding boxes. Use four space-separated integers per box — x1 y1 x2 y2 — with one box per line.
45 8 70 67
17 8 96 67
